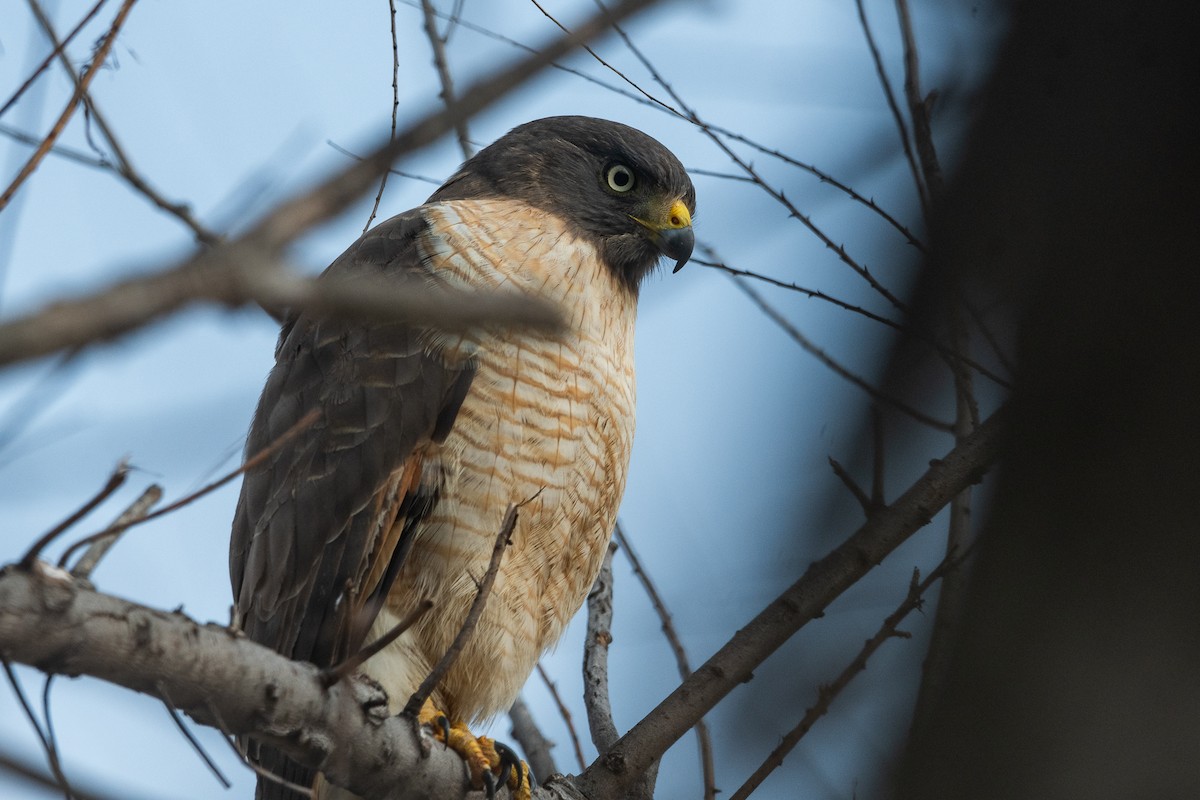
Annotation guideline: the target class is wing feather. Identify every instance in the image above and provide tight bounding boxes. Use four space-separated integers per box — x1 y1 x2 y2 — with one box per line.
229 207 473 668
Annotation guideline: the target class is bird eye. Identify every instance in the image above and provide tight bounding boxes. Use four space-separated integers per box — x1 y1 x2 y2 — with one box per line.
605 163 636 193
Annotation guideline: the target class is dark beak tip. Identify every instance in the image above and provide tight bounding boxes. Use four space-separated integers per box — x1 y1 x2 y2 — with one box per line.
658 226 695 274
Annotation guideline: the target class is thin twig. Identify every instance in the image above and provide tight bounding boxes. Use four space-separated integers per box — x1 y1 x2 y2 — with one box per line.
0 0 109 118
0 748 128 800
712 125 927 252
420 0 473 161
408 0 926 249
828 456 875 517
583 2 910 312
69 484 162 580
322 599 433 686
247 0 663 253
0 0 137 212
855 0 929 215
38 677 64 800
533 0 673 114
0 123 108 169
695 255 1010 389
0 0 658 369
728 552 970 800
19 460 129 570
895 0 944 201
155 681 231 789
364 0 403 233
507 696 558 784
2 659 74 798
326 140 442 186
25 0 218 245
56 410 320 569
203 701 315 799
535 662 586 773
403 504 519 716
614 522 717 800
725 268 953 431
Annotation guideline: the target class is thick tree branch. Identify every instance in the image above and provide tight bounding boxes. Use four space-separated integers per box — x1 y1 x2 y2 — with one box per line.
0 562 528 800
574 407 1006 799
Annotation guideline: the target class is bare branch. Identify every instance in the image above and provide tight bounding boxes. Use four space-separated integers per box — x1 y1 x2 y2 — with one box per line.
245 0 663 253
0 0 660 368
614 523 716 800
19 460 129 570
2 658 73 798
0 747 131 800
854 0 929 214
536 663 587 773
0 563 510 800
695 254 1010 389
723 267 954 431
420 0 473 161
0 0 109 118
0 122 109 169
508 696 559 785
584 3 910 312
156 681 231 789
407 0 925 250
581 542 659 799
894 0 945 200
828 455 876 517
574 407 1006 799
582 543 617 753
404 504 518 716
57 409 321 569
326 140 442 186
0 249 563 369
69 483 162 580
204 702 315 799
729 554 968 800
323 599 433 686
0 0 138 212
364 0 404 232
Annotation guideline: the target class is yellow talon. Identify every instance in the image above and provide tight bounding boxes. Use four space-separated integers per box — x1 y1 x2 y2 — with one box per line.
510 760 532 800
416 700 530 797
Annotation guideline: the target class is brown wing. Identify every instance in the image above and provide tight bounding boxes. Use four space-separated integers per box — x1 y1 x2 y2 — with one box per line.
229 207 475 670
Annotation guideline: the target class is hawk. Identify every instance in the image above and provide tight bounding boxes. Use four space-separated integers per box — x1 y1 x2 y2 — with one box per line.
229 116 695 799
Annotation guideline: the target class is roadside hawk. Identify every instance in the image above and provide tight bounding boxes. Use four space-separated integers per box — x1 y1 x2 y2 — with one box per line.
229 116 695 799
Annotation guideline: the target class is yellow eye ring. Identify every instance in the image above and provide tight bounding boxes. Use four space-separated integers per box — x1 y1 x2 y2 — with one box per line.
605 163 636 193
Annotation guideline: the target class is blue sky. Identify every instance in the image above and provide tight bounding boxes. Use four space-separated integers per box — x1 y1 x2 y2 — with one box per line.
0 2 1003 798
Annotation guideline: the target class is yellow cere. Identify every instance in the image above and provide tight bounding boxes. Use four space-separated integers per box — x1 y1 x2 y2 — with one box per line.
632 198 693 232
666 198 692 229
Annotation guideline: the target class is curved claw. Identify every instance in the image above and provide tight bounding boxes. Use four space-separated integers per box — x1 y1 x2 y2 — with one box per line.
436 715 451 746
494 741 523 791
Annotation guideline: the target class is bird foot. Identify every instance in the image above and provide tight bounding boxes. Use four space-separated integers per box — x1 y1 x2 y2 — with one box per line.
418 700 531 800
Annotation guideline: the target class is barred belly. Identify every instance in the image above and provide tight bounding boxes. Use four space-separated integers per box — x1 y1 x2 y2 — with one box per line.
364 198 638 722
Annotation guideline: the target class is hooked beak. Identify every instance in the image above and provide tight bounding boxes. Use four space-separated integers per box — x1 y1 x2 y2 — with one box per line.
633 198 695 273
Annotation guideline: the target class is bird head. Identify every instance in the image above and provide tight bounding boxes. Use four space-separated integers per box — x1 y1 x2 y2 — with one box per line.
431 115 696 293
